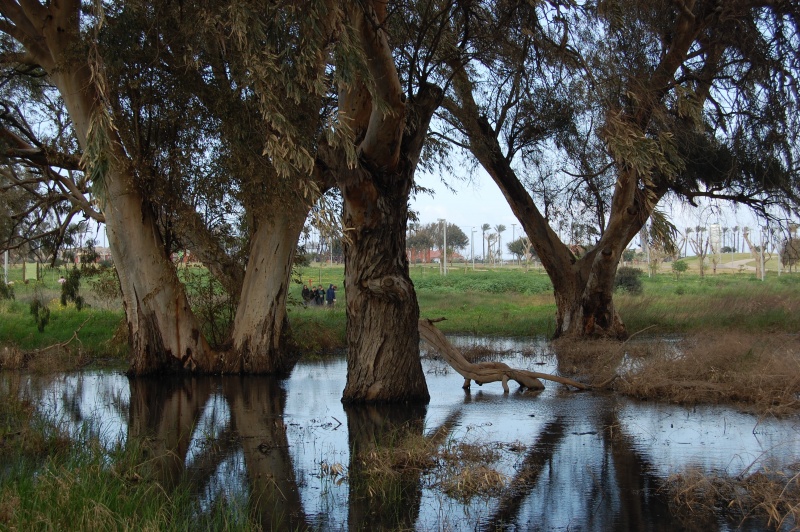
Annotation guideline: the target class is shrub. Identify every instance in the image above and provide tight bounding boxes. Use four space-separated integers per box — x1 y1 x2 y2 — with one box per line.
672 260 689 280
60 268 84 310
614 266 643 294
29 296 50 332
0 281 14 300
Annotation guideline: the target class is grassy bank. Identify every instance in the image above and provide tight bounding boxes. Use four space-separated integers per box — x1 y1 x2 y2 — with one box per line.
0 382 252 530
293 263 800 338
3 262 800 363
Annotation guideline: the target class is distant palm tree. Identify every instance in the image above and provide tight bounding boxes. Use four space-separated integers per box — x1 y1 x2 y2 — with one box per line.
684 227 693 257
481 223 490 260
494 224 506 264
486 233 496 264
733 225 740 252
722 226 729 249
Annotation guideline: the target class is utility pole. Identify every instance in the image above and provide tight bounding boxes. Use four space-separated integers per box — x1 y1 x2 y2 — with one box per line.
471 228 476 271
438 218 447 275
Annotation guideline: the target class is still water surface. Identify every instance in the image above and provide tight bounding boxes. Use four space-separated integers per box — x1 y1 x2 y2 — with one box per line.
5 337 799 531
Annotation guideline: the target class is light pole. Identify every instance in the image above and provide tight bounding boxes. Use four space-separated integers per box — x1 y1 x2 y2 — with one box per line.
438 218 447 275
471 228 476 271
760 227 766 281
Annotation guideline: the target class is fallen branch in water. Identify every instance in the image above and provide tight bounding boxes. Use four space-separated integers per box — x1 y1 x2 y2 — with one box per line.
418 318 590 392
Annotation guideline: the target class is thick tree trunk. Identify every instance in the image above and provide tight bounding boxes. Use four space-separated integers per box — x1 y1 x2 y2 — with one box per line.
228 208 307 374
339 171 429 403
13 2 219 373
328 1 438 403
56 72 216 373
105 189 216 373
552 250 627 340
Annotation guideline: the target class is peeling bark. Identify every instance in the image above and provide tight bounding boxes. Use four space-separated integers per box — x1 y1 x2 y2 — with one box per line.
227 207 308 374
339 166 429 402
330 2 441 403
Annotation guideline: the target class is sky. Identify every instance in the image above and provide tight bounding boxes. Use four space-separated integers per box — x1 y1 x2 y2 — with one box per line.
409 167 775 260
83 163 781 258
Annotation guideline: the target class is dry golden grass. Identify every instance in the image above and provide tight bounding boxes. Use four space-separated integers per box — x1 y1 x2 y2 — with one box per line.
554 332 800 414
0 346 27 370
355 430 509 501
0 491 20 524
0 344 91 372
439 465 508 501
665 463 800 530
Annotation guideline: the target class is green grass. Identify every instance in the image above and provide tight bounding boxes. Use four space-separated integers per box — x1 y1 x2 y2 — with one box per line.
617 272 800 334
291 264 800 338
3 262 800 360
0 300 124 353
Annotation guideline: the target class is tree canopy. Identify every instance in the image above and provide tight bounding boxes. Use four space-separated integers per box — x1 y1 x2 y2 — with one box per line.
2 0 800 389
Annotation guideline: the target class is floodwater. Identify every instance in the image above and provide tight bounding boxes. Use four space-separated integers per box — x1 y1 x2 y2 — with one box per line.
4 336 800 531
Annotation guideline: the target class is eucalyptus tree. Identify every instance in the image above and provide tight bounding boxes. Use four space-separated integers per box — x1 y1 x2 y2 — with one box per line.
0 71 100 261
407 222 434 261
429 222 469 257
0 0 335 375
106 0 338 373
0 1 222 371
315 0 454 403
439 0 800 338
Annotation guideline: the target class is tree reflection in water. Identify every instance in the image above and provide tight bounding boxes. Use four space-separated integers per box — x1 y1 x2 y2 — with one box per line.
6 354 797 531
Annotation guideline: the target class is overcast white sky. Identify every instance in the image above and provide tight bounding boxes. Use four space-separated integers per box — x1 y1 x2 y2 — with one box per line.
409 167 776 259
90 165 781 258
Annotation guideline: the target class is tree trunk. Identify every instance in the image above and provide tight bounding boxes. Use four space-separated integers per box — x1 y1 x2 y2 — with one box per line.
10 2 219 373
546 245 627 340
223 376 309 530
327 0 439 402
339 168 429 403
228 208 307 374
56 71 216 373
105 187 217 373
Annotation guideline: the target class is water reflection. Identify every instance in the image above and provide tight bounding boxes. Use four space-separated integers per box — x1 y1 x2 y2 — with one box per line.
4 341 799 531
345 403 427 530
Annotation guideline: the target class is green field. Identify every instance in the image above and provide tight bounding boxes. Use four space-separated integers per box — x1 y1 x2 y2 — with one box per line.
2 260 800 361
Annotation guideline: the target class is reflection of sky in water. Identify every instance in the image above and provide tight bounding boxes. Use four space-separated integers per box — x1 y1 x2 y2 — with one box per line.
284 360 351 528
186 393 230 468
20 372 129 448
619 401 800 476
5 335 798 531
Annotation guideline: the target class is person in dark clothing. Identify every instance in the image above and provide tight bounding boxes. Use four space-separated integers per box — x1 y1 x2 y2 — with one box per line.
301 284 311 307
326 284 336 307
315 285 325 305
